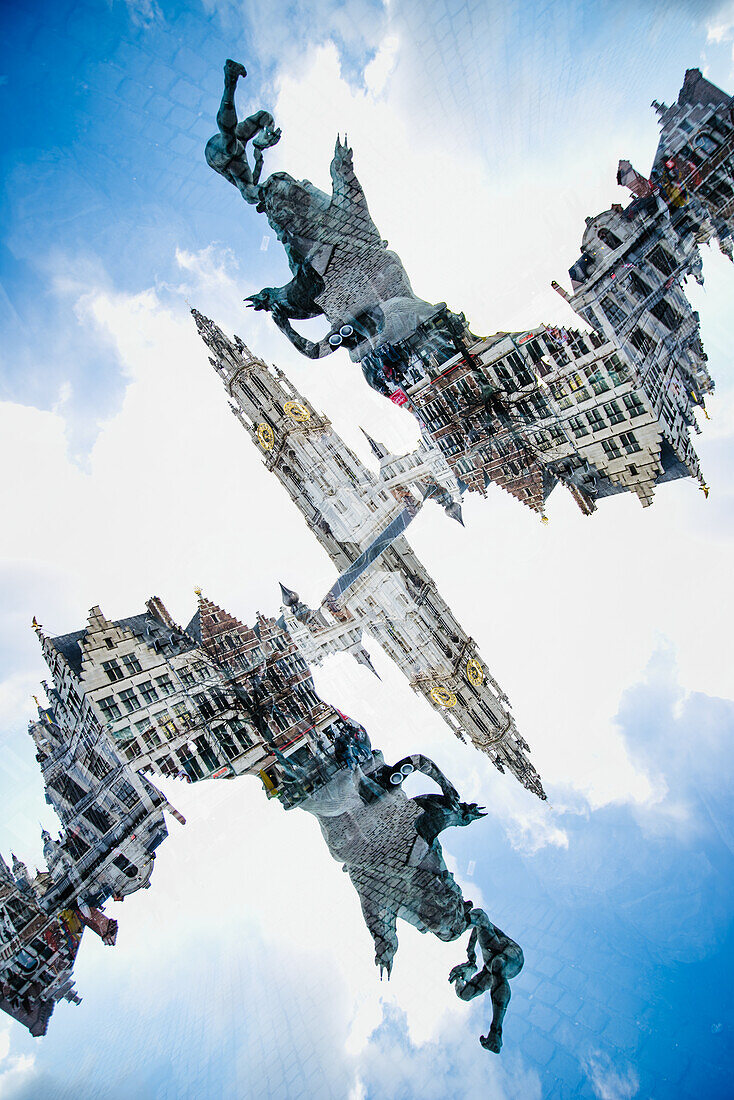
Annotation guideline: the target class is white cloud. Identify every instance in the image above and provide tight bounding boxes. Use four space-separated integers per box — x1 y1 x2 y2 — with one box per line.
0 1028 36 1100
707 2 734 43
585 1051 640 1100
352 1003 541 1100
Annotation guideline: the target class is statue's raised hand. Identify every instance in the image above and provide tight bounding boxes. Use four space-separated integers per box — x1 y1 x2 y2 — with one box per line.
253 125 282 151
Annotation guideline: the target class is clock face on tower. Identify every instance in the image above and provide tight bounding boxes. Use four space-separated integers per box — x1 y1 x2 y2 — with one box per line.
466 658 484 687
257 423 275 450
430 684 457 708
284 401 311 422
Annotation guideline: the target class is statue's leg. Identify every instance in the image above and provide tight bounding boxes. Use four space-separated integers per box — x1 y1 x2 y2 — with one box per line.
217 60 247 152
477 923 524 1054
479 957 513 1053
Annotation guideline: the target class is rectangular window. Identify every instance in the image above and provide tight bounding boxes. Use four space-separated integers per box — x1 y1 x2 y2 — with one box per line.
600 296 627 330
623 392 646 418
82 805 113 834
605 354 628 386
158 755 178 778
587 408 606 432
155 674 175 696
601 438 622 460
114 779 140 809
102 660 124 683
604 400 625 425
179 669 196 688
178 751 204 781
87 751 109 781
138 681 158 704
195 695 215 719
508 351 533 387
620 431 641 453
143 728 161 750
647 245 676 277
568 416 589 437
523 340 544 365
122 653 142 674
98 696 122 721
650 299 683 332
210 688 230 712
217 729 240 761
233 723 253 749
628 327 653 356
628 272 652 301
586 368 610 396
119 687 138 714
49 772 87 805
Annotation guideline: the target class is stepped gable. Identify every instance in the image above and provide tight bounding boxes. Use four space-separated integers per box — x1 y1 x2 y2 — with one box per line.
46 601 196 676
193 590 262 665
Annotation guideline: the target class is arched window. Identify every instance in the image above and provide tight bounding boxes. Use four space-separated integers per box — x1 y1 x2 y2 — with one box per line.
598 227 623 250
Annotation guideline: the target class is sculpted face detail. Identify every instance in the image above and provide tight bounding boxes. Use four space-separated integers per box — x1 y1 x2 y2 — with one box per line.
206 60 439 363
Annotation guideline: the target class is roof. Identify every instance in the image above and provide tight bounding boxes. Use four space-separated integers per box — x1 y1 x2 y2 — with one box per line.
50 629 87 673
678 68 732 111
50 611 198 674
184 609 201 643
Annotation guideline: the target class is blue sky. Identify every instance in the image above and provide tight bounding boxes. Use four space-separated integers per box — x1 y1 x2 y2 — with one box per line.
2 0 734 1097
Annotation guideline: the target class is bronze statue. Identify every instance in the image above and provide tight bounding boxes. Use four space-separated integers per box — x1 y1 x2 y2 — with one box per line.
275 739 524 1053
206 61 440 364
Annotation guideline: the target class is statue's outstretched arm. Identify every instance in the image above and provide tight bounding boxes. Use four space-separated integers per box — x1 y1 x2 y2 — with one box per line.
391 754 461 803
270 306 339 360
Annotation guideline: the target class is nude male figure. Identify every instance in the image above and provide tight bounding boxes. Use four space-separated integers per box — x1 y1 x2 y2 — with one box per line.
205 59 281 204
449 909 524 1053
